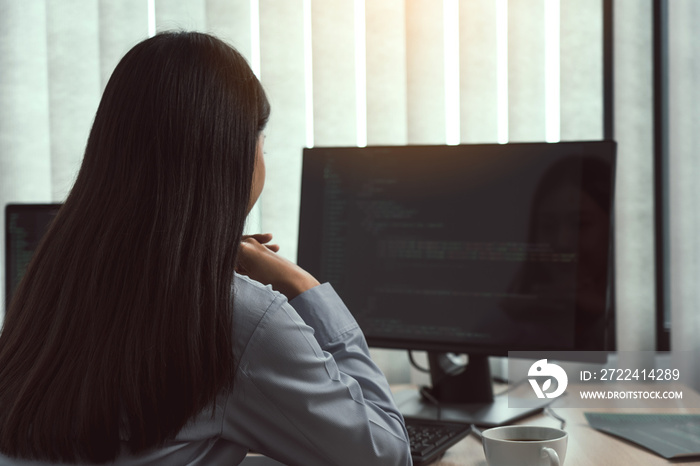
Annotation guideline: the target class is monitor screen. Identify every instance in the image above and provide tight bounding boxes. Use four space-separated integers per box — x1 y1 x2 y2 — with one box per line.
298 142 616 356
4 204 61 311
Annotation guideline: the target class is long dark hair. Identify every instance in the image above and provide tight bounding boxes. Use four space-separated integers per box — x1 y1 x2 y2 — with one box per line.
0 31 269 462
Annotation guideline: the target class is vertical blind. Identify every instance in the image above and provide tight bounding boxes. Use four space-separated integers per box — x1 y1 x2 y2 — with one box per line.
614 0 655 354
668 0 700 390
0 0 695 387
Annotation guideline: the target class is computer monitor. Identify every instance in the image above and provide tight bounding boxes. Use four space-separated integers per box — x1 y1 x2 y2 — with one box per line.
4 203 62 312
298 141 616 425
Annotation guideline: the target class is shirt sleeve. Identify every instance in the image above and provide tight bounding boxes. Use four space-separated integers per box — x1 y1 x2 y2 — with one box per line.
222 283 412 466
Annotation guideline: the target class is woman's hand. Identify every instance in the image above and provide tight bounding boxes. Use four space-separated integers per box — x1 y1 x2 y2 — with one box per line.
237 233 320 300
242 233 280 253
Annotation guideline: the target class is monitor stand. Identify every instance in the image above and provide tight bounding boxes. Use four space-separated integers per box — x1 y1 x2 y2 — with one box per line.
394 352 551 427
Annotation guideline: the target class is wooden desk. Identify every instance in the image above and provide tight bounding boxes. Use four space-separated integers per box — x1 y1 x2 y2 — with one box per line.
394 384 700 466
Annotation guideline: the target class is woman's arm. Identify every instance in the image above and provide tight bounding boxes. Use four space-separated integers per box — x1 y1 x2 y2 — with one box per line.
225 236 411 466
236 234 319 300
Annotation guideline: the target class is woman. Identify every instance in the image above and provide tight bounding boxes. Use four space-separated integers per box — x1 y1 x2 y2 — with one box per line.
0 32 410 465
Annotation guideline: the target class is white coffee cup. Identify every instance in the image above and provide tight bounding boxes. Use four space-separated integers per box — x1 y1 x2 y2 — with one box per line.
482 425 568 466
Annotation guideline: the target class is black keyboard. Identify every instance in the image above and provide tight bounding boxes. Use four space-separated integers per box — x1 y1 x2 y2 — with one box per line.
405 417 471 465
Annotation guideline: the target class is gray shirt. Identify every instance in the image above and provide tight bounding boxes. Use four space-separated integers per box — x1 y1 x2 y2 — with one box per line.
0 275 411 466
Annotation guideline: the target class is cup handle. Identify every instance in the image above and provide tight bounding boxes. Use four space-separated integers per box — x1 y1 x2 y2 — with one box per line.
541 447 560 466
